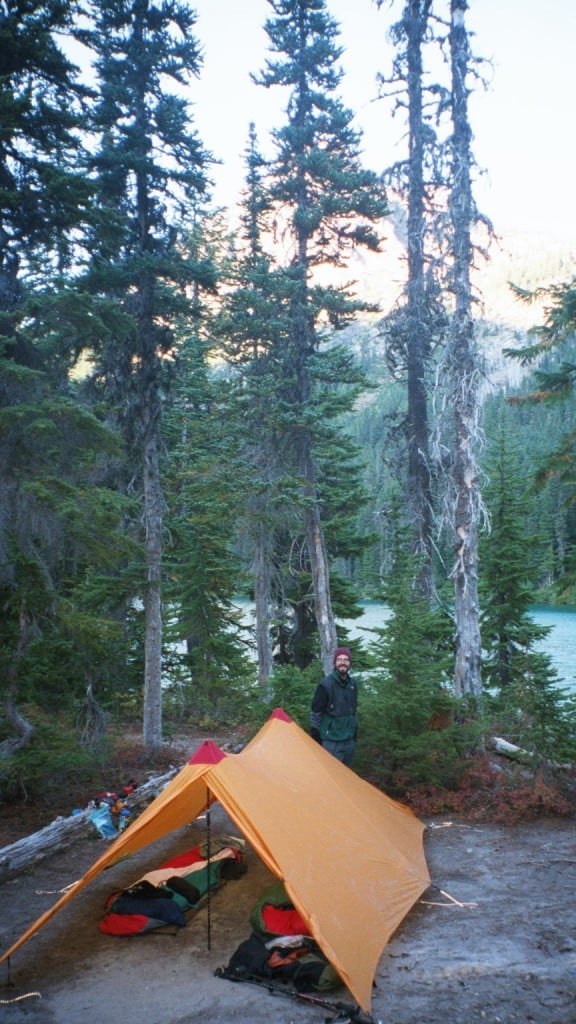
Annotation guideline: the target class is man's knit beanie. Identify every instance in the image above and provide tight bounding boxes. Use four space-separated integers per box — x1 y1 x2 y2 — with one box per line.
333 646 352 665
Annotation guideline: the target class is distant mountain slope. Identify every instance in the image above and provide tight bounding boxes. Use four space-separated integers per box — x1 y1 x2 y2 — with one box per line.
329 210 574 330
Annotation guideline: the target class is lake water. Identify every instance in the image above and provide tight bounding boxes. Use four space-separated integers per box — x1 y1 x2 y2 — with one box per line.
339 601 576 691
237 599 576 690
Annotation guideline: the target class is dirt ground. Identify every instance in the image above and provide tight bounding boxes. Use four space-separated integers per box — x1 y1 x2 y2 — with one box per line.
0 803 575 1024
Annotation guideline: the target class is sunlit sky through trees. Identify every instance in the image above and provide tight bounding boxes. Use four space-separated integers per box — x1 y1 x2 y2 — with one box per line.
191 0 575 244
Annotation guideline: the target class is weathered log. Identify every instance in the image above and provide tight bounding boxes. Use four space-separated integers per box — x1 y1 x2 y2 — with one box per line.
0 767 179 885
490 736 572 771
490 736 532 762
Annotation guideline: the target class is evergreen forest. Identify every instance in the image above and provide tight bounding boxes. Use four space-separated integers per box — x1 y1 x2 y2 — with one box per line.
1 0 575 816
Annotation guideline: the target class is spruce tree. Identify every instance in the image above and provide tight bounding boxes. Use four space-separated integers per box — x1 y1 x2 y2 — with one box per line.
0 1 134 755
253 0 389 671
213 125 291 686
217 118 378 675
0 0 92 352
162 327 254 721
505 277 576 599
81 0 214 749
480 420 575 762
360 511 458 790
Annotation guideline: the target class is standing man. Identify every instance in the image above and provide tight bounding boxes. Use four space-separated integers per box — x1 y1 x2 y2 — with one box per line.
310 646 358 767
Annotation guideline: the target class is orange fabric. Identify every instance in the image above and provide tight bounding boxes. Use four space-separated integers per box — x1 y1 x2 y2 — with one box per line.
206 714 430 1010
0 712 429 1013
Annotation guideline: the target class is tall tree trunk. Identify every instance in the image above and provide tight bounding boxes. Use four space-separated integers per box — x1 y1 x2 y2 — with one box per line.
405 0 434 601
292 254 337 671
302 446 337 674
253 521 274 691
0 603 34 758
305 503 338 674
448 0 483 702
142 430 164 749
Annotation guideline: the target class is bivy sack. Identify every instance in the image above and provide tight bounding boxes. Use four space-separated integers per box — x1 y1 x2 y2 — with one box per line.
217 881 341 993
249 880 310 938
98 841 244 937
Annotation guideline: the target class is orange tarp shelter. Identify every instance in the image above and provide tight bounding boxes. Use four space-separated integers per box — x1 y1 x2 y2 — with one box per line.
0 709 430 1012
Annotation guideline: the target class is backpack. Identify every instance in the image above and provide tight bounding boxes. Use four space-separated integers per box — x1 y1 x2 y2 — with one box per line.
218 933 341 992
220 877 341 995
218 932 273 981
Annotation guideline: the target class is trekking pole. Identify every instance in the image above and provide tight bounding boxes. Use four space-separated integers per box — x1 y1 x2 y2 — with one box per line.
214 969 382 1024
205 784 211 950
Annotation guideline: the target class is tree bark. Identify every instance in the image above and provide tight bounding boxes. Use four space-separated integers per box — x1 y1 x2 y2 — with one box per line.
0 603 34 758
448 0 483 702
253 522 274 690
302 447 337 674
405 0 435 601
142 430 164 750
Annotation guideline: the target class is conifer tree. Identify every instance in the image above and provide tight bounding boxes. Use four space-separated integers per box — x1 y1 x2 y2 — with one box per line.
480 420 575 762
0 1 132 754
217 116 378 676
0 0 92 356
360 511 458 789
213 125 287 687
162 323 254 719
377 0 446 601
506 277 576 598
253 0 388 671
445 0 483 702
81 0 214 749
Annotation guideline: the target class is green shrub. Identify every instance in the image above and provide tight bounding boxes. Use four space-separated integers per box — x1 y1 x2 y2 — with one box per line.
0 710 111 804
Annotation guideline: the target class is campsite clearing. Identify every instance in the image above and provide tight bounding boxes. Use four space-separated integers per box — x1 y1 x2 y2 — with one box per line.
1 807 574 1024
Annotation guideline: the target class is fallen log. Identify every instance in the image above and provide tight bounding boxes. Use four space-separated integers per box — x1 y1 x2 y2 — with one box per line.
490 736 572 771
490 736 533 763
0 767 179 885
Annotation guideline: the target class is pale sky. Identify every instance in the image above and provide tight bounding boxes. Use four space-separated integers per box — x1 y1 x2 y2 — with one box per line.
190 0 576 244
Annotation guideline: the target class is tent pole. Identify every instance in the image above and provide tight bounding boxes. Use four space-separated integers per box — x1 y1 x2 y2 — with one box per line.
206 784 211 950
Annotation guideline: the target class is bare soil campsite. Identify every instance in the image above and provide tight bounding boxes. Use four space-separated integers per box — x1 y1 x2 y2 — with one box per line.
1 741 575 1024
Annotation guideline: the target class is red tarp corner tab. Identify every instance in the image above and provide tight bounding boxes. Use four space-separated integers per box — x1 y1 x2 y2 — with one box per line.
187 739 227 765
270 707 293 723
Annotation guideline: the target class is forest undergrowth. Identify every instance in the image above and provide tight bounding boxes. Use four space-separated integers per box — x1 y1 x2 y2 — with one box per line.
1 720 575 852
